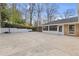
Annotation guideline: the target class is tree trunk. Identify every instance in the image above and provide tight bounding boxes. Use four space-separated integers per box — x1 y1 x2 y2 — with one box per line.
0 4 1 28
30 11 32 25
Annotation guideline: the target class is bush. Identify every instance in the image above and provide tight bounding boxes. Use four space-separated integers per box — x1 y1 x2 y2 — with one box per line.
3 22 38 31
3 22 32 29
32 27 37 31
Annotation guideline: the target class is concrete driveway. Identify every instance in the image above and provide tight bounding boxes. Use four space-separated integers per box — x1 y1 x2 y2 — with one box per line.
0 32 79 56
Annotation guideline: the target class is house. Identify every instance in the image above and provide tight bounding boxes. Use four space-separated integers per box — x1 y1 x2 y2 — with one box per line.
38 17 79 36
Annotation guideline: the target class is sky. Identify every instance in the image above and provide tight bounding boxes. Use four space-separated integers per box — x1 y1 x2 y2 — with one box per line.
42 3 77 20
15 3 77 21
12 3 77 24
58 3 77 16
16 3 77 15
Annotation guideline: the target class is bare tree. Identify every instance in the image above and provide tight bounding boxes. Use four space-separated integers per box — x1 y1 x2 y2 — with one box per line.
0 4 2 28
45 4 59 22
45 4 50 22
34 20 38 27
29 3 35 25
63 9 75 18
36 3 43 26
21 4 29 22
18 4 28 22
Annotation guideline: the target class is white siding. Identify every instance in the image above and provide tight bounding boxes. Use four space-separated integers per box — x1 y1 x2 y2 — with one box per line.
0 28 32 33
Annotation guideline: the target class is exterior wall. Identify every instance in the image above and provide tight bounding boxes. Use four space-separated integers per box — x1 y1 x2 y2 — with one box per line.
42 23 79 36
58 25 64 35
64 24 76 36
42 25 64 35
76 4 79 36
64 23 79 36
64 24 69 35
75 24 79 36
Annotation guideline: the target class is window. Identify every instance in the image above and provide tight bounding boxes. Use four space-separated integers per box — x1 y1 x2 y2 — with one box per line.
43 26 48 31
69 25 75 31
49 25 57 31
59 26 62 32
69 25 75 34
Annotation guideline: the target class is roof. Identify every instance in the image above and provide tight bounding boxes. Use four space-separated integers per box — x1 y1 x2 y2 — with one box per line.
43 17 78 25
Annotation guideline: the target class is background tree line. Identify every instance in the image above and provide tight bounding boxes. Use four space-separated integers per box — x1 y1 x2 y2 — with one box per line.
0 3 75 28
